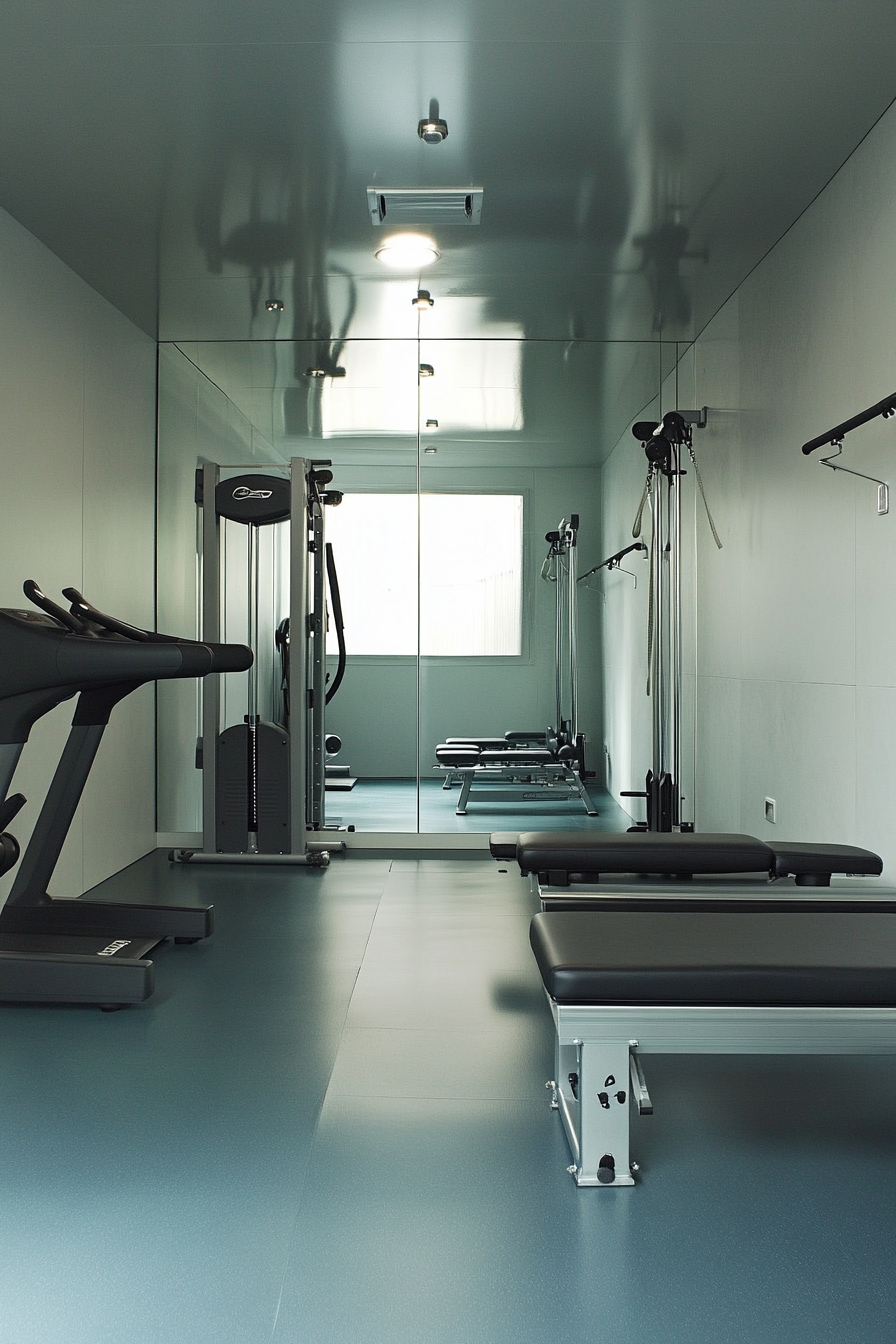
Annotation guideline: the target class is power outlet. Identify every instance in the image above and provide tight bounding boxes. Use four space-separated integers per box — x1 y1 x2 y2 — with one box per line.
764 797 776 824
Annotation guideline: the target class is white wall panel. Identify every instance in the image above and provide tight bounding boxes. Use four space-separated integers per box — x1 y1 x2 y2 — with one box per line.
0 208 156 899
602 88 896 869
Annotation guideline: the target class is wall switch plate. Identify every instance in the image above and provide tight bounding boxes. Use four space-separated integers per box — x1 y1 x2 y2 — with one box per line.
764 797 776 824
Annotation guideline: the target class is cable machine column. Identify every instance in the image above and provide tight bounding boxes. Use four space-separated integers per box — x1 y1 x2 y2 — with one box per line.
670 437 683 828
308 475 327 831
289 458 311 856
567 518 579 742
200 460 222 853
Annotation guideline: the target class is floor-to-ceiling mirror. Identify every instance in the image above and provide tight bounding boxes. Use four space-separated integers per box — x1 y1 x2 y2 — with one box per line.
155 332 680 841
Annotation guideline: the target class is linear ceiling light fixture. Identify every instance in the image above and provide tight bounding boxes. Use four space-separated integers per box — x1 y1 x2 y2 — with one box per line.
375 234 440 269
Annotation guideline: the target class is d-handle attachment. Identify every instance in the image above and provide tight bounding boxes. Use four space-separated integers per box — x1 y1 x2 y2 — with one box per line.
819 440 889 515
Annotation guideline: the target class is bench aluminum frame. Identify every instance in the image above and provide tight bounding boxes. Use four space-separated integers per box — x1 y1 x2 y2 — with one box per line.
436 763 597 816
547 996 896 1187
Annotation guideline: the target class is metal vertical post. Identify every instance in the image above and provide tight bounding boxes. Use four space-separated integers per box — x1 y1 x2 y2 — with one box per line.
650 484 664 784
309 486 327 830
568 524 579 741
289 459 310 854
671 435 679 822
200 460 221 852
670 439 682 827
554 547 563 735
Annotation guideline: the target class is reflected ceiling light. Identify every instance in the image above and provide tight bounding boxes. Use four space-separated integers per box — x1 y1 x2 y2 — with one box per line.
418 116 448 144
375 234 440 270
418 98 448 144
419 363 435 377
265 299 284 312
412 289 435 308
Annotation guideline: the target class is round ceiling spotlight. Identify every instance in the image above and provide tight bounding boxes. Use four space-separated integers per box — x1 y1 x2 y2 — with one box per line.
375 234 440 270
418 116 448 144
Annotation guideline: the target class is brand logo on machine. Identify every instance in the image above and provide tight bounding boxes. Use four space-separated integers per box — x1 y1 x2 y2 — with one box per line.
98 939 131 956
233 486 273 500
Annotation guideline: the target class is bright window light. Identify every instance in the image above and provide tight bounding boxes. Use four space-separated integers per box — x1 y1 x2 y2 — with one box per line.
325 493 523 656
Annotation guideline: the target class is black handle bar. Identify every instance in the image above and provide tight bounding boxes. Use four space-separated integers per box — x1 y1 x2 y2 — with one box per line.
801 392 896 454
580 542 647 581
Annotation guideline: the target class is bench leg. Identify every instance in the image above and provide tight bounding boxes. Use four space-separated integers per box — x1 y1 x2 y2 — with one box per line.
572 769 598 816
456 773 473 815
552 1039 634 1186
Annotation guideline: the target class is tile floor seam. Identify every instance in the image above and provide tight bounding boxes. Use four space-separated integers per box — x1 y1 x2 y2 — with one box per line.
268 860 392 1342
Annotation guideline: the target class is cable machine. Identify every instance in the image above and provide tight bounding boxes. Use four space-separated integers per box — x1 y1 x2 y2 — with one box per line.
622 409 719 832
174 456 345 866
541 515 592 777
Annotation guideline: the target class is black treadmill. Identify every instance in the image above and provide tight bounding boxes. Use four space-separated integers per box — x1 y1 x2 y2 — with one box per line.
0 581 252 1008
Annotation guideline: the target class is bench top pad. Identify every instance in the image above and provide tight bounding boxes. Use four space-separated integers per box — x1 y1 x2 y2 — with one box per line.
479 749 555 765
530 910 896 1005
445 737 509 749
489 832 519 860
517 831 772 876
769 841 883 878
435 746 480 767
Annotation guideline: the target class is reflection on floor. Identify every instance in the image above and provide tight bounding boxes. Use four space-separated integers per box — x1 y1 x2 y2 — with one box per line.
3 851 896 1343
327 776 636 833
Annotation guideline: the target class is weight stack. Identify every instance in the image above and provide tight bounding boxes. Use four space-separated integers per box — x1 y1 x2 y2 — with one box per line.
215 721 291 853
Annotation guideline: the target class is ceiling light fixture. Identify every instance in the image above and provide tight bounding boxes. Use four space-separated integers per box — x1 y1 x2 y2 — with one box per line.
425 419 439 428
423 446 437 454
419 364 434 378
418 116 448 144
412 289 434 308
375 234 440 270
418 98 448 144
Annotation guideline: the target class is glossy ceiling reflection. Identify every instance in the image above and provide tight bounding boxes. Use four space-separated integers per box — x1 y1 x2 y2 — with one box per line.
173 337 661 467
0 0 895 362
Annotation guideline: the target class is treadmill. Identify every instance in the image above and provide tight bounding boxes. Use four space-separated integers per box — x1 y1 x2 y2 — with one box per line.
0 580 252 1008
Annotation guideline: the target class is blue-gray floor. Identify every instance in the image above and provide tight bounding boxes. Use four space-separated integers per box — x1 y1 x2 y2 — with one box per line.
327 777 635 833
3 852 896 1343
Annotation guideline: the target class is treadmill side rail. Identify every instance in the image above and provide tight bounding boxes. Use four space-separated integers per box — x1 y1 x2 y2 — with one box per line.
0 950 154 1005
0 900 213 942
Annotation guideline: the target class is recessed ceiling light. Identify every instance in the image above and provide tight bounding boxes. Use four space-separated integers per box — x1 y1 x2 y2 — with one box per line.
375 234 440 270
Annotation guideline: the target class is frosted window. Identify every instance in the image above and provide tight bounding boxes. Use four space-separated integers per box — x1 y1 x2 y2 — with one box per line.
325 493 523 656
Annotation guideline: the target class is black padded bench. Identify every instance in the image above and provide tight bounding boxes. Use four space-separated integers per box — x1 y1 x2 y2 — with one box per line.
530 909 896 1186
491 830 883 887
